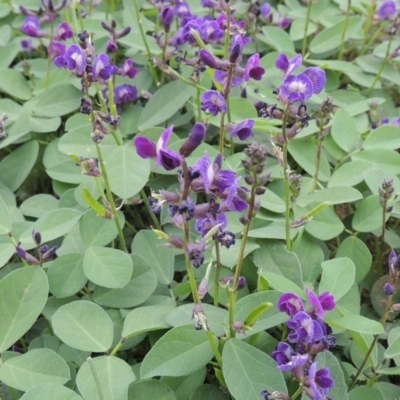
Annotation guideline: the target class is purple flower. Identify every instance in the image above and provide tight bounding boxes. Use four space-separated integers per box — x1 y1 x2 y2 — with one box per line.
48 41 66 59
244 54 265 81
174 1 191 17
228 119 254 140
277 15 291 29
378 0 397 19
179 122 206 157
92 54 118 82
218 231 236 248
306 362 334 400
187 239 206 268
279 73 314 103
261 3 272 18
303 67 326 94
54 44 86 75
272 342 309 371
275 53 302 78
160 6 174 29
287 311 324 343
384 282 395 296
55 22 73 41
229 35 243 64
306 288 335 319
15 246 39 265
201 90 227 115
120 58 139 78
277 293 304 316
201 0 217 8
195 213 228 236
215 70 243 88
134 126 182 171
21 17 48 38
106 40 118 53
21 39 34 53
114 84 137 104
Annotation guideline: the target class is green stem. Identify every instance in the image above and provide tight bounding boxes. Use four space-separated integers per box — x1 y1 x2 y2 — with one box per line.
302 0 313 57
87 357 105 400
214 239 221 306
110 338 125 356
338 0 351 61
196 87 202 121
291 385 304 400
311 130 324 193
207 330 223 366
164 66 208 91
140 189 161 229
95 143 128 252
375 201 387 275
360 25 384 56
282 104 292 250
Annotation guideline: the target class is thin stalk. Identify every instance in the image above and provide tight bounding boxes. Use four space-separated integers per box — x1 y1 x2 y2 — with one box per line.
140 189 161 229
214 239 222 306
164 66 208 91
360 25 384 56
218 65 234 154
110 338 125 356
302 0 313 57
375 203 387 274
133 0 159 84
95 143 128 252
196 87 202 121
224 5 231 59
282 104 292 250
87 358 105 400
338 0 351 61
207 331 223 366
363 0 377 38
311 131 324 193
291 385 304 400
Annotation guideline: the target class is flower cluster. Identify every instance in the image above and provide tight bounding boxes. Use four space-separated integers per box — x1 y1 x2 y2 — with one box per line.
261 289 336 400
101 19 131 53
378 0 397 20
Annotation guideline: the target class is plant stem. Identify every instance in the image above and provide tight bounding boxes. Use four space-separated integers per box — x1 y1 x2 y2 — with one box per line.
282 104 292 250
218 65 234 154
302 0 313 57
110 337 125 356
140 189 161 229
375 202 387 274
207 331 223 366
291 385 304 400
338 0 351 60
196 87 202 121
214 239 221 306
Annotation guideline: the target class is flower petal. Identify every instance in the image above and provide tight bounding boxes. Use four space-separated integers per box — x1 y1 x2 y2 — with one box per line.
134 136 157 159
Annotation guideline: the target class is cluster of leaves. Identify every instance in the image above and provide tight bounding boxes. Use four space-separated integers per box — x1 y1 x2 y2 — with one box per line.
2 0 400 399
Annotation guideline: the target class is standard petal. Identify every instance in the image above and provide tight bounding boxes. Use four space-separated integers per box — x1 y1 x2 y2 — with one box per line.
303 67 326 94
134 136 157 159
157 125 174 152
158 148 182 170
200 151 214 193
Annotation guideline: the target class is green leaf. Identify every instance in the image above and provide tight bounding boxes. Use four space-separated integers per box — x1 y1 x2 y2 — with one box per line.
305 205 344 240
132 230 175 284
19 208 82 245
331 109 358 152
76 356 136 400
0 196 11 234
0 266 49 352
260 189 286 213
376 367 400 375
349 386 383 400
0 242 14 269
141 325 215 378
83 246 133 289
385 327 400 359
350 331 377 369
352 195 385 232
190 384 229 400
161 369 206 400
122 305 173 338
20 194 59 218
128 380 177 400
104 144 151 200
52 300 114 352
315 352 349 400
327 314 384 334
20 384 84 400
328 160 371 187
297 186 362 207
0 141 39 191
138 80 195 130
217 239 259 269
309 16 363 54
336 237 372 282
364 169 400 196
364 125 400 150
319 258 356 301
0 349 70 392
93 256 157 308
260 271 304 297
222 339 286 400
259 26 295 53
33 84 81 117
48 254 87 298
0 68 32 100
352 149 400 175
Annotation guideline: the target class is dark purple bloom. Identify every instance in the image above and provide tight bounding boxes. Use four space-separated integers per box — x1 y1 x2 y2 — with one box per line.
272 342 309 371
92 54 118 82
21 16 48 38
179 123 206 157
279 73 314 103
261 3 272 18
54 44 86 75
55 22 73 41
278 293 304 316
277 15 291 29
306 362 334 400
218 231 236 248
244 54 265 81
174 1 191 17
195 213 228 236
199 49 222 69
114 84 137 104
306 288 335 319
201 0 217 7
229 35 243 64
275 53 302 78
201 90 227 115
215 70 243 87
48 41 66 59
120 58 139 78
228 119 254 140
134 126 182 171
378 0 397 19
160 6 174 29
21 39 34 53
32 230 42 246
15 246 39 265
187 239 206 268
384 282 395 296
303 67 326 94
106 40 118 53
287 311 324 343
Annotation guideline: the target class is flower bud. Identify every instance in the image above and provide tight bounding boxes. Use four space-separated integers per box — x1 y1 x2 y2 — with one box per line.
160 6 174 31
42 246 58 261
117 26 131 39
391 303 400 312
244 175 254 185
32 230 41 246
255 187 266 195
179 123 206 157
16 246 39 265
229 35 243 64
384 282 395 296
198 277 209 299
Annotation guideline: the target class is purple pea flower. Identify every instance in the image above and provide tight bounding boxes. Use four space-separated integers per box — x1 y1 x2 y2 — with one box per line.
277 15 291 29
92 54 118 82
179 122 206 157
201 90 227 115
174 1 191 18
187 239 207 268
55 22 73 41
275 53 302 78
215 70 243 88
303 67 326 94
54 44 86 75
48 41 66 59
106 40 118 53
21 39 34 53
287 311 324 343
134 126 183 171
160 6 174 29
228 119 255 140
21 16 48 38
244 54 265 81
305 362 334 400
114 84 137 104
195 213 228 236
279 73 314 103
261 3 272 18
277 292 304 316
378 0 397 20
120 58 139 78
272 342 309 372
229 35 244 64
306 288 336 319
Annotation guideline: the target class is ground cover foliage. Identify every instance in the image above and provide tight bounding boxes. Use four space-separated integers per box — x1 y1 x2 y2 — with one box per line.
2 0 400 399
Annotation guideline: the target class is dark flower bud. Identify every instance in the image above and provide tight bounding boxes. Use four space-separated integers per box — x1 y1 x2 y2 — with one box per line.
259 172 271 186
79 157 101 177
101 21 113 32
392 303 400 312
237 276 247 290
387 206 394 213
116 26 131 39
244 142 268 164
255 164 264 174
32 230 42 246
160 6 174 30
179 123 206 157
199 49 220 69
148 196 162 214
192 303 209 331
252 200 261 216
229 35 243 64
168 204 179 218
217 231 236 248
384 282 395 296
42 246 57 261
244 175 254 185
232 321 246 335
39 244 49 254
241 87 247 98
80 97 92 114
241 159 251 170
178 199 195 220
106 40 118 53
16 246 39 265
198 277 209 299
239 215 249 225
187 240 206 268
77 30 89 48
255 187 266 195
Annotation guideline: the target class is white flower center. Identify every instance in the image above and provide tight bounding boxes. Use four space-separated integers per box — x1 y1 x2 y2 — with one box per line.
289 81 306 93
